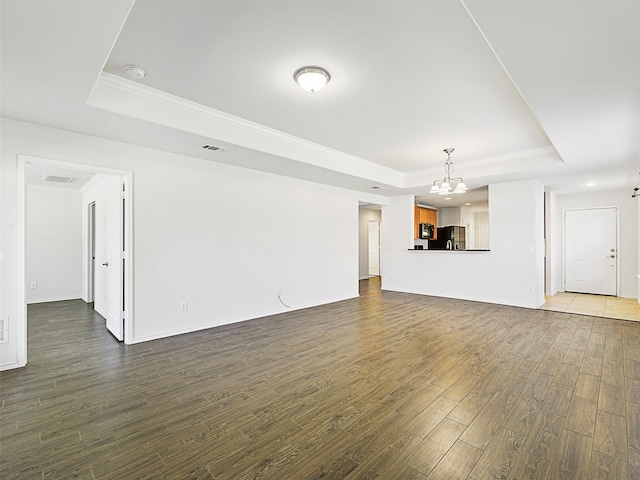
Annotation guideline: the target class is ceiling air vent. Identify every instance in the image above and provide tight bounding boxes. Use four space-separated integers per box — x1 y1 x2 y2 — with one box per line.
201 144 227 152
42 174 75 184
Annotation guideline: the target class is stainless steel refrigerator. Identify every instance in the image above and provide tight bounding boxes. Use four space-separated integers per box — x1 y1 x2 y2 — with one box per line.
429 226 466 250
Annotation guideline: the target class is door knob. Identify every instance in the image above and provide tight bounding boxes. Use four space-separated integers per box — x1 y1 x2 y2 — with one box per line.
102 262 109 266
610 255 615 258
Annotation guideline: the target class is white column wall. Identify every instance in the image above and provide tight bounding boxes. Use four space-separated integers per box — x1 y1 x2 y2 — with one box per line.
381 180 545 308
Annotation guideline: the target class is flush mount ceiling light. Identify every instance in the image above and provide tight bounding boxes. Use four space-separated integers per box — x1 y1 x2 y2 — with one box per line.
293 66 330 93
125 65 146 80
429 148 468 195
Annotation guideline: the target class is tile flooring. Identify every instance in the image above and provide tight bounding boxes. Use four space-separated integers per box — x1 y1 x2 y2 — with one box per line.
541 291 640 322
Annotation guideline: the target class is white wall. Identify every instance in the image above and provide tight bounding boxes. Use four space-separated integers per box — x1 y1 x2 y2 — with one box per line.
358 207 381 279
545 191 559 295
438 207 461 226
552 189 638 298
381 180 545 308
1 118 388 369
26 186 82 303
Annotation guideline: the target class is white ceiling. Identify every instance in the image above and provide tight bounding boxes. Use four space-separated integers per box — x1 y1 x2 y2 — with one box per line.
2 0 639 208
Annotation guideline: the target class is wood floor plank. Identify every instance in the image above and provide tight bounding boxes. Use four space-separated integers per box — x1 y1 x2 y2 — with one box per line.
626 401 640 479
460 402 507 450
593 411 627 461
469 427 523 480
589 451 629 480
446 389 491 426
506 450 551 480
598 381 625 415
522 372 554 401
554 363 580 388
565 395 598 437
575 372 601 402
408 396 459 438
1 280 636 479
542 383 573 416
425 440 482 479
552 428 593 479
405 418 466 476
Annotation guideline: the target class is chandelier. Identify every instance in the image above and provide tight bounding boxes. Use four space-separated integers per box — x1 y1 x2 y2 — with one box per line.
429 148 467 195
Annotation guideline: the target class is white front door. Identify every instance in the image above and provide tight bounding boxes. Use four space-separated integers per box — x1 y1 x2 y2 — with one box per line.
368 221 380 276
564 207 617 295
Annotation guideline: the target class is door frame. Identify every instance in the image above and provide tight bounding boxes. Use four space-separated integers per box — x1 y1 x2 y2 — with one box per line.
17 155 134 367
561 206 620 296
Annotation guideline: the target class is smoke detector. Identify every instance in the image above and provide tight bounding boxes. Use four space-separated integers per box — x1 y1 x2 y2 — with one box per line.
125 65 146 80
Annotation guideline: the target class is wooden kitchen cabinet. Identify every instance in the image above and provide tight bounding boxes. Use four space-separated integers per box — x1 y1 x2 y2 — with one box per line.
414 205 437 239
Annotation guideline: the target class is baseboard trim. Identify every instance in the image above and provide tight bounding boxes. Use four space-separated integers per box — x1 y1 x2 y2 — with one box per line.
27 296 82 305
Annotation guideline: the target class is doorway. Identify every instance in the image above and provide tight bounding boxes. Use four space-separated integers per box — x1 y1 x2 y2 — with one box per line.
368 220 381 276
17 155 133 367
563 207 618 295
359 205 382 280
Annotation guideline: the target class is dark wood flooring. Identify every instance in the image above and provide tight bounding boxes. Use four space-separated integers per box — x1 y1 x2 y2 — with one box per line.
2 277 640 479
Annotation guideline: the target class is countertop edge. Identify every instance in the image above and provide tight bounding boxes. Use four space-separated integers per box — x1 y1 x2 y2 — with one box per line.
407 249 491 252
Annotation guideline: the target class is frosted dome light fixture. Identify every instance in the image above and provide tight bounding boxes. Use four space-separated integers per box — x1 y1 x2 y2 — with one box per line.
293 66 331 93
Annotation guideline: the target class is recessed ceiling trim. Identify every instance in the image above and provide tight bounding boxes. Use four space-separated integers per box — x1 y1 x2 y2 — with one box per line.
90 72 406 188
404 145 563 189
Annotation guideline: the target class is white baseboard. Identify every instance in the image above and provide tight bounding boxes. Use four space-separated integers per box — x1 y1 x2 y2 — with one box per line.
27 296 82 305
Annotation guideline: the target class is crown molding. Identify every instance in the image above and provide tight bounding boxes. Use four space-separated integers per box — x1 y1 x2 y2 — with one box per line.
92 73 406 187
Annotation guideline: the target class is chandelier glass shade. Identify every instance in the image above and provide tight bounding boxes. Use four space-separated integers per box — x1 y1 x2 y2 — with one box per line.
429 148 467 195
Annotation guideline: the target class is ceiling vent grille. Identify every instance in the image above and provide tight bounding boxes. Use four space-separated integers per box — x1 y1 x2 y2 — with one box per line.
201 144 227 152
43 174 75 184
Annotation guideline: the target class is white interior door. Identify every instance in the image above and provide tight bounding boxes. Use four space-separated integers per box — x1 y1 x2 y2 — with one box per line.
93 175 124 340
88 202 96 303
475 212 490 250
105 179 124 340
94 196 107 316
564 208 617 295
368 221 380 276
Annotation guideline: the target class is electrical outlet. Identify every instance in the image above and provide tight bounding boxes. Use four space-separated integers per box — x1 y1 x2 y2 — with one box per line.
180 301 188 312
30 282 37 289
0 316 8 343
529 285 534 292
